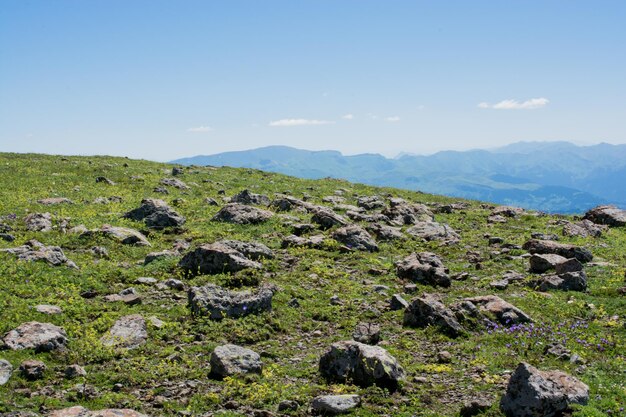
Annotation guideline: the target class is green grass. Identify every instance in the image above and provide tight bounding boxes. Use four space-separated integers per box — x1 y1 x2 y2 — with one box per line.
0 152 624 416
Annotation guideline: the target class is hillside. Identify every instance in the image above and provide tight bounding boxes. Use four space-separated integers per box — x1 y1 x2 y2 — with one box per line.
0 152 624 417
172 142 626 214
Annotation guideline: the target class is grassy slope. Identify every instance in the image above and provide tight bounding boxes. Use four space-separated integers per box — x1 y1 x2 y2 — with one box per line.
0 152 624 416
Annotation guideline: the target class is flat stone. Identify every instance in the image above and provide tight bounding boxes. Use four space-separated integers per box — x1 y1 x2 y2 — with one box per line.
311 395 361 415
0 359 12 385
101 315 147 349
2 322 68 352
188 284 276 319
35 304 63 315
210 344 262 378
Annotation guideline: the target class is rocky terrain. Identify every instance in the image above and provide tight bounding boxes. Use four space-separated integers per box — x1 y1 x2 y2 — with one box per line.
0 153 624 416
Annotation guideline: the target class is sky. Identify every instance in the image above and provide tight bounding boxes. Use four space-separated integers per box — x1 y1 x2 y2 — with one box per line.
1 1 625 161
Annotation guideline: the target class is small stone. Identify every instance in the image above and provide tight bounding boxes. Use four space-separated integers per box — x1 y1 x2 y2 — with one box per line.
210 344 262 378
311 394 361 415
135 277 158 285
437 351 452 363
277 400 299 412
352 322 381 345
19 360 46 380
0 359 12 385
64 364 86 379
390 294 409 310
164 278 185 290
460 399 492 416
330 295 342 305
34 304 63 315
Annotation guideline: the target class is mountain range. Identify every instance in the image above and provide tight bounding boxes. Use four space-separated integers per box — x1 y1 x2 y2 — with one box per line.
172 141 626 214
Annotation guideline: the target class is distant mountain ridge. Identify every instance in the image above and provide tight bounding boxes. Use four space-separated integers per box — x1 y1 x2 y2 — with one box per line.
171 141 626 213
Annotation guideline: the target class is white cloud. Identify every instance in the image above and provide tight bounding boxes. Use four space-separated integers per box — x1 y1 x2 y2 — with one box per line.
269 118 334 127
385 116 400 122
341 114 354 120
478 97 549 110
187 126 213 132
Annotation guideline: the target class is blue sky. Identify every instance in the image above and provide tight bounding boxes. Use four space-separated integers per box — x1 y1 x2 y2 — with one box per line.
1 1 625 160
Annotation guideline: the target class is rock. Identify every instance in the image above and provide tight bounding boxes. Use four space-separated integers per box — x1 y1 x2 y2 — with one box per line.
82 225 150 246
346 211 390 223
153 186 169 194
523 239 593 263
491 206 524 217
357 196 385 210
179 242 263 276
37 197 73 205
101 315 147 349
217 240 274 260
2 322 68 352
544 343 571 360
49 406 147 417
90 246 109 258
69 224 89 234
281 234 326 249
488 214 508 224
382 200 434 226
0 359 12 385
0 233 14 242
19 360 46 380
24 212 52 232
311 207 348 229
490 280 509 290
390 294 409 310
65 364 87 379
1 240 77 268
160 177 190 190
406 221 460 243
529 254 568 273
583 205 626 227
204 197 219 206
311 394 361 415
144 250 177 265
188 284 276 319
95 176 115 185
123 198 185 229
396 252 451 287
555 258 583 274
330 295 342 305
532 271 588 292
171 167 184 176
210 344 262 378
464 295 532 325
460 399 492 416
367 223 405 241
531 232 559 241
437 350 452 363
319 340 405 389
500 362 589 417
332 225 378 252
212 203 273 224
103 293 142 305
277 400 299 412
562 220 606 238
352 322 381 345
403 293 464 337
163 278 185 290
231 189 271 206
322 195 345 204
35 304 62 315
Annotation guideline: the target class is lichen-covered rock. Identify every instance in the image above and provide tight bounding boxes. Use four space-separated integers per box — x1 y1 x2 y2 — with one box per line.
188 284 276 319
1 240 77 268
311 394 361 415
19 359 46 380
230 189 270 206
367 223 404 241
403 293 464 337
500 362 589 417
2 322 68 352
311 207 348 229
212 203 273 224
216 239 274 260
529 254 568 273
101 315 147 349
562 219 607 238
357 196 385 210
382 199 434 226
0 359 12 385
319 340 405 389
24 212 52 232
523 239 593 263
178 242 262 276
352 322 381 345
210 344 262 377
396 252 451 287
281 234 326 249
123 198 185 229
406 221 460 243
160 177 190 190
332 225 378 252
583 205 626 227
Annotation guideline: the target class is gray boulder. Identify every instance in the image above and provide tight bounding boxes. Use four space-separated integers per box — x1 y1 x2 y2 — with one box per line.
19 359 46 380
1 240 77 268
311 394 361 415
178 242 262 276
352 322 381 345
357 196 385 210
24 213 52 232
464 295 532 325
216 239 274 260
123 198 185 229
282 234 326 249
0 359 12 385
403 293 464 337
500 362 589 417
583 205 626 227
37 197 73 205
396 252 451 287
230 189 270 206
212 203 273 224
332 225 378 252
49 406 147 417
367 223 404 241
406 221 460 243
82 225 150 246
562 220 606 238
382 199 434 226
523 239 592 263
160 177 190 190
533 271 588 292
2 321 68 352
319 340 405 389
210 344 262 377
529 254 568 273
101 315 147 349
188 284 276 319
311 207 348 229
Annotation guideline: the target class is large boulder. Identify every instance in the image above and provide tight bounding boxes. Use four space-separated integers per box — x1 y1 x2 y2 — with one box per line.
0 359 12 385
210 344 262 377
528 254 568 273
382 199 434 226
81 225 150 246
188 284 276 319
491 206 524 218
532 271 588 292
216 239 274 260
311 207 348 229
101 315 147 349
178 242 262 276
396 252 451 287
367 224 405 241
464 295 532 325
2 322 68 352
500 363 589 417
562 220 606 238
281 234 326 249
522 239 593 263
230 189 270 206
406 221 460 243
1 240 77 268
311 394 361 415
24 212 52 232
319 340 405 389
212 203 273 224
49 406 147 417
403 293 464 337
332 225 378 252
583 205 626 227
123 198 185 229
357 196 385 210
160 177 190 190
